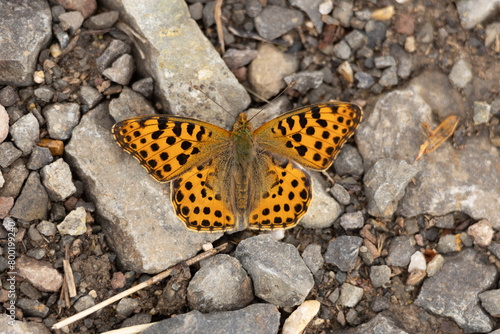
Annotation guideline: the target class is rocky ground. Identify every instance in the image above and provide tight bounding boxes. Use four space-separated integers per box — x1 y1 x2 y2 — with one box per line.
0 0 500 333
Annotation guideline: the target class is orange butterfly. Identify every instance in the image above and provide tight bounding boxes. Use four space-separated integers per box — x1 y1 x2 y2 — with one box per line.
112 103 362 232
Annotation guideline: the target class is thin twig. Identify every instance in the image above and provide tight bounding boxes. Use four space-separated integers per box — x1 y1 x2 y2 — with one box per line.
215 0 225 54
52 244 227 330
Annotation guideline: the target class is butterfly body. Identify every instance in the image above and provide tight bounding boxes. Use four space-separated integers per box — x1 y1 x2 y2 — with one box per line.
113 103 362 232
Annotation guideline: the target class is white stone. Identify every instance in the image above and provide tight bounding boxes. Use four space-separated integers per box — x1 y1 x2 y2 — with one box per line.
282 300 321 334
408 251 427 272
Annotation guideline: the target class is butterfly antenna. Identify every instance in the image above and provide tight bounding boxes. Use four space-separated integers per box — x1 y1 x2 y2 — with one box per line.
247 81 295 122
193 85 236 119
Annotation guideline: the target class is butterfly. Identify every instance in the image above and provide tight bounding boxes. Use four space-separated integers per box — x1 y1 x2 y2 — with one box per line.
112 102 362 232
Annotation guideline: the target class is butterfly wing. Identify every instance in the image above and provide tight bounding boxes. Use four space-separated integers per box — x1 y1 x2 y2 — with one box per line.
254 103 363 171
171 157 236 232
112 115 231 182
248 155 312 230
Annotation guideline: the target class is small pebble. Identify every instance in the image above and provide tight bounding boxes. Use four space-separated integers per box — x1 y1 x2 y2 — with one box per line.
467 219 494 247
371 5 395 21
282 300 321 334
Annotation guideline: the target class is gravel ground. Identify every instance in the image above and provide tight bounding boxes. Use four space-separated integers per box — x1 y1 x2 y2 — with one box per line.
0 0 500 333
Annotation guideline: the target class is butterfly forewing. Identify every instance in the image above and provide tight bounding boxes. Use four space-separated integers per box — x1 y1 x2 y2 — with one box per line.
112 115 231 182
254 103 363 171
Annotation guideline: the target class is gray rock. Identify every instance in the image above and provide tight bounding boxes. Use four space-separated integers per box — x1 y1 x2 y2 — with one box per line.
235 235 314 307
365 20 386 48
284 71 323 94
488 243 500 260
330 183 350 205
332 0 353 27
34 86 55 103
42 103 80 140
0 142 22 168
121 313 153 329
10 172 49 221
417 22 434 43
327 288 340 304
28 225 43 242
0 159 29 198
335 313 410 334
478 289 500 317
254 6 304 41
96 39 131 73
59 11 84 34
187 254 253 312
188 3 203 21
0 86 19 107
37 221 57 236
391 45 413 79
0 0 52 86
26 248 47 260
40 159 76 201
338 283 364 307
116 297 139 317
432 214 454 229
301 244 324 274
53 24 70 49
20 282 42 300
142 304 280 334
27 146 53 170
10 113 39 155
472 101 491 124
57 207 87 236
386 236 415 267
333 40 351 60
301 173 343 229
344 30 367 50
374 56 396 69
378 67 398 87
105 0 251 129
73 295 95 312
363 159 418 218
333 144 365 176
449 59 473 88
456 0 500 29
354 71 375 89
131 77 154 98
437 234 460 254
109 86 156 122
324 236 363 272
415 249 496 333
16 298 49 318
289 0 324 33
370 265 391 288
357 75 500 228
103 54 135 85
65 103 219 273
202 1 216 27
370 296 391 312
248 43 299 101
340 211 364 230
79 86 103 109
83 11 120 30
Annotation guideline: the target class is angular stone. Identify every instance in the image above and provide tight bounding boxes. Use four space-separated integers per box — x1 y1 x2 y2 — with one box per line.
108 86 155 122
235 235 313 307
415 249 496 333
187 254 253 312
0 142 22 168
16 255 63 292
10 172 49 221
0 159 29 198
42 103 80 140
57 207 88 236
9 113 39 155
254 6 304 41
97 0 250 130
40 159 76 201
0 0 52 86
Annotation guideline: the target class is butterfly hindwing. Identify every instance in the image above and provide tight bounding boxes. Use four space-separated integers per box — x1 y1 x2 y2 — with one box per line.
248 155 312 230
254 103 363 171
171 158 235 232
112 115 231 182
